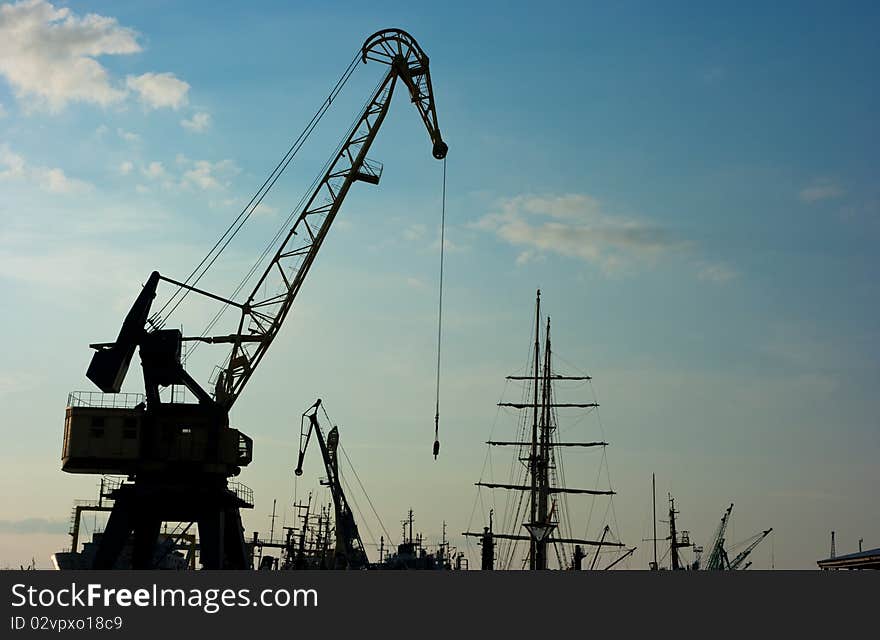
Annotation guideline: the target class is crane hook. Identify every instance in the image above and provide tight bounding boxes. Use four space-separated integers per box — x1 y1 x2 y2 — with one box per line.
433 411 440 460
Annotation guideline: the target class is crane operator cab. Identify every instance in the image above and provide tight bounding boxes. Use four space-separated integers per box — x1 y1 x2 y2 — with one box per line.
62 272 252 479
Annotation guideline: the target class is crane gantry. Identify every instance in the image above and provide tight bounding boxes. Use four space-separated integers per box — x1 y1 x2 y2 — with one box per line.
61 28 447 569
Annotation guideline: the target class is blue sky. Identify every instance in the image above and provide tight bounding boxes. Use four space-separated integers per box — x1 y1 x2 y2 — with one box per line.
0 0 878 569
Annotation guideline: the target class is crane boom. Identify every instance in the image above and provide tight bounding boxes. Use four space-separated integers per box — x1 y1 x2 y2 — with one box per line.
728 528 773 570
704 503 734 571
215 29 447 408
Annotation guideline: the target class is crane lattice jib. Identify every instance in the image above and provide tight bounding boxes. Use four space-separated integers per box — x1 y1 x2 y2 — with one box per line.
705 504 734 571
215 30 446 408
728 528 773 570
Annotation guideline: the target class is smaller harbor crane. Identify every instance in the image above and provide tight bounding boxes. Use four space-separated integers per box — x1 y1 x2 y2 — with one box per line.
726 528 773 570
295 399 368 569
701 503 773 570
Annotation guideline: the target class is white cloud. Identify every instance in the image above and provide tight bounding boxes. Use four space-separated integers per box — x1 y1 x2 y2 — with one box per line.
117 128 140 143
115 156 239 192
474 193 685 275
41 167 91 194
698 262 738 284
0 2 197 114
182 159 238 191
0 0 140 111
0 102 6 117
515 250 544 266
0 144 91 194
181 111 211 132
799 179 844 204
142 161 166 179
126 72 189 110
508 193 603 220
253 203 277 216
0 145 26 179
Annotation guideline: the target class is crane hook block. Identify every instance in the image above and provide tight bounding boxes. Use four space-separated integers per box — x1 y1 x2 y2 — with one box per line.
361 29 448 162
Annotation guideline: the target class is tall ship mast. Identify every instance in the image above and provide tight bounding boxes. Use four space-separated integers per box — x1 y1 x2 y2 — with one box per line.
465 290 632 570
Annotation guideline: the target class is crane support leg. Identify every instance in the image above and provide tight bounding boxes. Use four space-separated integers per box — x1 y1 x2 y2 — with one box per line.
92 481 251 569
92 499 134 569
197 511 224 570
132 513 162 569
223 508 248 569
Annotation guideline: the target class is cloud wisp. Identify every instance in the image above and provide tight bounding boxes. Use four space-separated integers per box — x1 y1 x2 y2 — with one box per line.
0 144 92 194
799 178 845 204
474 193 687 275
698 262 739 284
114 156 239 193
182 159 239 191
117 128 141 144
0 517 68 534
181 111 211 133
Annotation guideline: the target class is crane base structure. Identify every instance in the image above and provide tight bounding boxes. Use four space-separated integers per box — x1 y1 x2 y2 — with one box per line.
60 28 447 569
93 480 253 570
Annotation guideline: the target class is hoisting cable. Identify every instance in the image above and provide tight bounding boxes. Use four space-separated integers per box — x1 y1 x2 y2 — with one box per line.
433 156 447 460
152 50 362 328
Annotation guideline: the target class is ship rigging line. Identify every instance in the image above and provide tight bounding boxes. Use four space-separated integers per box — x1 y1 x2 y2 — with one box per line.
433 156 447 459
153 49 363 328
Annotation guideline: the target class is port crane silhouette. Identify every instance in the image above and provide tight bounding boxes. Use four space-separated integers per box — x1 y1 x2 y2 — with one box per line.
61 28 447 569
